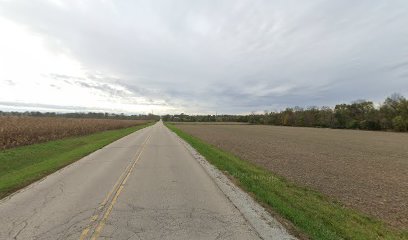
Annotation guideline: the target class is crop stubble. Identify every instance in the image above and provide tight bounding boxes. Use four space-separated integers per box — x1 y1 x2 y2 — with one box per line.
175 123 408 229
0 116 148 149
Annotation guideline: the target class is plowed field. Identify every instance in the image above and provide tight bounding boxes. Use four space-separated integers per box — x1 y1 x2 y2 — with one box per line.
175 123 408 229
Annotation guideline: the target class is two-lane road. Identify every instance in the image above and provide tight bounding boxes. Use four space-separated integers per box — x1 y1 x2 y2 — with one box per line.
0 122 261 239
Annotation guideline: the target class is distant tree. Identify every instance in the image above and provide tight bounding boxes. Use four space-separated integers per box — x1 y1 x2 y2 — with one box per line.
318 106 334 128
393 116 407 132
248 111 257 124
282 108 295 126
334 104 350 128
158 94 407 132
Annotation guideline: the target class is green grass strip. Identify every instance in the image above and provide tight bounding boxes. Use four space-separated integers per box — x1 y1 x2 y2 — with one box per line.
166 123 408 240
0 122 153 199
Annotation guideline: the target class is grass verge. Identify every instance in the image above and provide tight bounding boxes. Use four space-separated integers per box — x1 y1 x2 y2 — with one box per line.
166 123 408 240
0 122 153 199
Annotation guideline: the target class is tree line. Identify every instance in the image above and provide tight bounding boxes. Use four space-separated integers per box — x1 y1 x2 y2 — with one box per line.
161 113 249 123
0 111 161 121
162 94 408 132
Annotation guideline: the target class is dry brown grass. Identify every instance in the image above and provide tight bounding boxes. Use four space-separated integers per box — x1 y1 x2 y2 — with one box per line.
0 116 149 149
176 123 408 229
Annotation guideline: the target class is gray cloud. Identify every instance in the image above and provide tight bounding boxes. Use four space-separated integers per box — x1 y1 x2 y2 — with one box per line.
1 0 408 113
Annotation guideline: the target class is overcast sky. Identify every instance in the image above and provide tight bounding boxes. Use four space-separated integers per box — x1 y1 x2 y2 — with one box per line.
0 0 407 114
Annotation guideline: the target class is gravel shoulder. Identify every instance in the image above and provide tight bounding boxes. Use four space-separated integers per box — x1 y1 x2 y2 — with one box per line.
175 123 408 229
170 129 296 240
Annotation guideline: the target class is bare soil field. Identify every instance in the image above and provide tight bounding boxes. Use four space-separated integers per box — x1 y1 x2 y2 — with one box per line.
175 123 408 229
169 122 249 125
0 116 149 149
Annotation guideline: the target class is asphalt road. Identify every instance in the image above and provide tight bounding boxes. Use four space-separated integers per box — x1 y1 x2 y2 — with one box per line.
0 122 263 239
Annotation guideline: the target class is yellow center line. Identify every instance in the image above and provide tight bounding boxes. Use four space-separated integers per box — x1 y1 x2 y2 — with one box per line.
79 132 152 240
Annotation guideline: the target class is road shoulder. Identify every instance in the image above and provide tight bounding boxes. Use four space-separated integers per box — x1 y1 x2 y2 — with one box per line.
167 127 297 240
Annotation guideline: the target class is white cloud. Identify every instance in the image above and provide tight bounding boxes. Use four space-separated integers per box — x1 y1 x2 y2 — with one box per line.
0 15 177 114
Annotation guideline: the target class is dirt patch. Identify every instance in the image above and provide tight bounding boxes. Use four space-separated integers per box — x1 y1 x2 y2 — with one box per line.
175 124 408 229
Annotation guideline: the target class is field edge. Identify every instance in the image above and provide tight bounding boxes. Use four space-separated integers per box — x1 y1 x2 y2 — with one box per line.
165 123 408 240
0 122 154 200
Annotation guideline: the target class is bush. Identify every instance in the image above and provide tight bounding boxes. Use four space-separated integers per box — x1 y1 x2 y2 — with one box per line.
392 116 407 132
346 120 360 129
360 120 381 130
